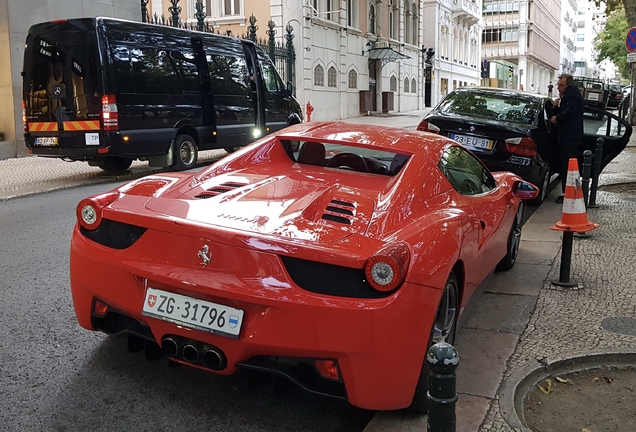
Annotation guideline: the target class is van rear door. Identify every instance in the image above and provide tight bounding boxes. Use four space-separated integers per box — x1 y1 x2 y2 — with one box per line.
23 19 102 153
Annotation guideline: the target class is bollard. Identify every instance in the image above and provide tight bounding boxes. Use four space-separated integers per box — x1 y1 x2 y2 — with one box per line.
427 342 459 432
581 150 593 208
553 231 577 286
588 137 603 208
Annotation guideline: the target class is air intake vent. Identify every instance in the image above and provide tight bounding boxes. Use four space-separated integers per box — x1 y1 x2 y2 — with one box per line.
322 199 356 225
195 182 247 199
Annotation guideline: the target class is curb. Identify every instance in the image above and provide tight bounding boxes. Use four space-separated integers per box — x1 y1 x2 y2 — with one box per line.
498 349 636 430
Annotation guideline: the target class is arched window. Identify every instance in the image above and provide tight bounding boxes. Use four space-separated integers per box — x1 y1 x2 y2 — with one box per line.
369 4 376 34
404 77 410 93
314 65 324 86
327 66 337 87
390 75 397 91
411 78 417 93
348 69 358 88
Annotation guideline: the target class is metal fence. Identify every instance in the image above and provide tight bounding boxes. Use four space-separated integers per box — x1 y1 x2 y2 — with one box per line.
140 0 296 88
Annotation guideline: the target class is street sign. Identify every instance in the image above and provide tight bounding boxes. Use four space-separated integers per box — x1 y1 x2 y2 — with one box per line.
627 27 636 53
628 52 636 63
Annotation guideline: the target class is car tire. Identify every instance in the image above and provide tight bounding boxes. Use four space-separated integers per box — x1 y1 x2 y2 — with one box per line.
224 147 241 153
172 134 198 171
496 201 524 271
529 169 550 206
409 272 459 414
98 156 133 172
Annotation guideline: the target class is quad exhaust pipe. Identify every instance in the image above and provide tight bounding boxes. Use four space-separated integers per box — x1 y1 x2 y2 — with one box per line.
161 335 226 370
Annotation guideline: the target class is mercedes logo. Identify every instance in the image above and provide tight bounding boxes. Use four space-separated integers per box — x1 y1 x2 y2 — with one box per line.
54 86 62 96
469 126 475 132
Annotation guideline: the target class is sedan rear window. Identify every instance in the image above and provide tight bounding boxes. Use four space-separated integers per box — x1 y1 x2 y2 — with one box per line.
281 140 409 176
437 91 540 125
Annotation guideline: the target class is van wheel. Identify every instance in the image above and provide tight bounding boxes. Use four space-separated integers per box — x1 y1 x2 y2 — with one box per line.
98 156 133 172
172 134 198 171
224 147 240 153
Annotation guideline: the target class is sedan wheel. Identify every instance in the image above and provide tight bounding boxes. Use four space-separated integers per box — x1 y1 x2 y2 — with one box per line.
409 272 459 413
496 201 524 271
529 169 550 206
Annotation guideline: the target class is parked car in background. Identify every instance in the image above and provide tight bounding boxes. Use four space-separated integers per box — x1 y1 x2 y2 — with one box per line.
70 122 539 413
572 76 609 110
607 84 624 109
418 87 633 205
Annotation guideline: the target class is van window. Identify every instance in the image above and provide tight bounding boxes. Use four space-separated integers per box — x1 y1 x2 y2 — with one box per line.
207 54 248 96
173 51 200 92
130 48 181 94
261 61 284 93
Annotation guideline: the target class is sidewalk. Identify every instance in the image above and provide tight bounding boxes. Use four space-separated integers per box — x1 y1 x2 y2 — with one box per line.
1 110 635 431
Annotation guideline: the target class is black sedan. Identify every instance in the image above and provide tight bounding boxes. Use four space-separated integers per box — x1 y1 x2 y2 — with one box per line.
418 87 632 205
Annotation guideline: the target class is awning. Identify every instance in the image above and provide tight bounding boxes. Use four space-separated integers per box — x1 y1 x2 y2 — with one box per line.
368 47 410 61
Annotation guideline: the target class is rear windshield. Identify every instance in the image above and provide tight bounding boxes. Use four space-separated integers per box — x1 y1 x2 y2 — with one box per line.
23 29 100 122
281 140 409 176
437 91 540 125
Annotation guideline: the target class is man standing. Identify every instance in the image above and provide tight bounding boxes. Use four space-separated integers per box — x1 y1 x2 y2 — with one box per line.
550 74 584 203
547 81 554 97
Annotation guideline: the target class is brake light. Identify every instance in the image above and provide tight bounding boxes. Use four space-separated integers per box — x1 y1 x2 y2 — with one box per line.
504 137 537 157
315 360 340 380
416 120 440 133
76 191 119 230
102 94 119 131
22 100 27 132
365 242 410 292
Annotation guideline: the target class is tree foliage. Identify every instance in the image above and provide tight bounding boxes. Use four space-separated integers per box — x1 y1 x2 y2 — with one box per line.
594 6 631 80
595 0 636 28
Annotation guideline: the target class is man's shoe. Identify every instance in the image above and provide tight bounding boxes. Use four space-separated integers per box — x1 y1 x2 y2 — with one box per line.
555 195 564 203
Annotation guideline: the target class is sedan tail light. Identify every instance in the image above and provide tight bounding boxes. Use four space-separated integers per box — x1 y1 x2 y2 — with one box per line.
504 137 537 157
365 242 410 292
76 191 119 230
416 120 440 133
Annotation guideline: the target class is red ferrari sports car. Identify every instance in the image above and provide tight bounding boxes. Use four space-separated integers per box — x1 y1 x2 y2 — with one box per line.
70 122 538 412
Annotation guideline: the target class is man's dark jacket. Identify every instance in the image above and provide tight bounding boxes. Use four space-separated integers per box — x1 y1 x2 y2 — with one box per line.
554 84 584 142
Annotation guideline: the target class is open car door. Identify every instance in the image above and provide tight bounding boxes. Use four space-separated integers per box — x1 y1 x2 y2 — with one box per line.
581 107 633 172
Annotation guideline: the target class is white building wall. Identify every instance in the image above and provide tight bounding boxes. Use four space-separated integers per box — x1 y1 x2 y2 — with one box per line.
0 0 139 158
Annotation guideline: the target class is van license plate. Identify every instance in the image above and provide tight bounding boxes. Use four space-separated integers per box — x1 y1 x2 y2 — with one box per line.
85 133 100 145
34 137 58 146
142 287 244 338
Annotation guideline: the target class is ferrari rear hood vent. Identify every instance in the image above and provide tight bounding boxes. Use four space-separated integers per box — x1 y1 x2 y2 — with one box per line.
195 182 248 199
322 199 356 225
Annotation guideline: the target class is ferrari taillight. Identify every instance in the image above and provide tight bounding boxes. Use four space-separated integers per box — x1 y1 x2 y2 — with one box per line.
365 242 410 292
315 360 340 380
76 191 119 230
416 120 440 133
504 137 537 157
102 94 119 131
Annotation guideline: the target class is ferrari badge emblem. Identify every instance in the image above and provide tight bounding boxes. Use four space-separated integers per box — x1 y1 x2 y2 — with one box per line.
197 244 212 268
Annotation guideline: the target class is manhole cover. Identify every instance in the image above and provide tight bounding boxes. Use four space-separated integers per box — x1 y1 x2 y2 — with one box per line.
598 182 636 195
601 316 636 336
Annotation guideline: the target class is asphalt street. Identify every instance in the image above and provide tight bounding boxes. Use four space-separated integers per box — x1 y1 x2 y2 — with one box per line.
1 110 635 431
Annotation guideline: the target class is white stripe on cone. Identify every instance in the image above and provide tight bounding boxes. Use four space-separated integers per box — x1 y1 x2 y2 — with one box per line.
566 170 580 188
562 197 586 215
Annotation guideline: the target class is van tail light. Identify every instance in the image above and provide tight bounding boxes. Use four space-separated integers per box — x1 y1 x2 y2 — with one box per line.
365 242 410 292
416 120 440 133
22 100 27 132
102 94 119 131
76 191 119 230
504 137 537 157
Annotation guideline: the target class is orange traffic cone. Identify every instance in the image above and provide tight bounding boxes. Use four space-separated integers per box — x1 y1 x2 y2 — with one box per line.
550 158 599 233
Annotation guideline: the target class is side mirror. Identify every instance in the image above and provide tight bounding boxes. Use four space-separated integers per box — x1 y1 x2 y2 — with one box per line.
286 81 294 95
513 180 539 200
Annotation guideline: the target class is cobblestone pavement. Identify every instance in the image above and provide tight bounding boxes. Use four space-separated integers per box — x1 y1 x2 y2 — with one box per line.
481 145 636 431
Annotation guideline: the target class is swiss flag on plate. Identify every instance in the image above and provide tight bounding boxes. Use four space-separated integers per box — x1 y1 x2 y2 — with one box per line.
147 294 157 308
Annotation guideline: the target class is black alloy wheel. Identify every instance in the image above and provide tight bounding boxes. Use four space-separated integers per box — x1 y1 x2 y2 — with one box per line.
496 201 524 271
529 169 550 206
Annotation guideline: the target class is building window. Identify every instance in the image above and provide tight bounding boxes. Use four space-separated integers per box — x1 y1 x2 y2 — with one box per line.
327 66 337 87
223 0 241 16
314 65 324 86
411 78 416 93
348 70 357 88
577 34 584 41
347 0 358 27
404 77 410 93
404 3 411 45
577 21 585 28
369 4 376 34
411 3 418 45
390 75 397 91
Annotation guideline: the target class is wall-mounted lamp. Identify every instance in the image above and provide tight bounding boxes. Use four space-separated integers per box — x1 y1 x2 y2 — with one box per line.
362 41 373 56
421 46 435 66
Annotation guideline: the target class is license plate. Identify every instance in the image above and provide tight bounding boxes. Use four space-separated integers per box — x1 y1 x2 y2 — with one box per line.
588 93 599 101
34 137 58 146
450 133 493 150
142 287 244 338
85 133 100 145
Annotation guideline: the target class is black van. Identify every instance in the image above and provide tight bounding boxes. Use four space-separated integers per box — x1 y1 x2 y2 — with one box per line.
22 17 302 171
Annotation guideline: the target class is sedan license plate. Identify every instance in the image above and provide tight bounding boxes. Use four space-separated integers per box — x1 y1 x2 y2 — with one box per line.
142 287 244 338
450 133 493 150
34 137 58 146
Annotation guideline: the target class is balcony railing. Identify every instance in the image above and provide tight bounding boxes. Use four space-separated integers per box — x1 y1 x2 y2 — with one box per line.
451 0 481 24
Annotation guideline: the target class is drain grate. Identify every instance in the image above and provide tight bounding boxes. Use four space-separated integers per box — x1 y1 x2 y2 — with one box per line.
601 317 636 336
